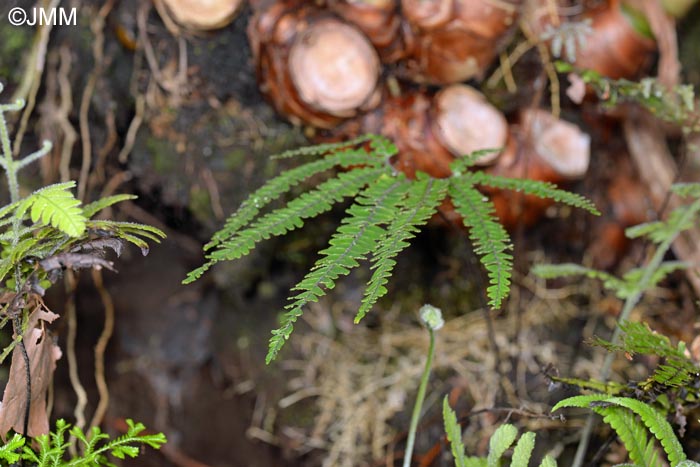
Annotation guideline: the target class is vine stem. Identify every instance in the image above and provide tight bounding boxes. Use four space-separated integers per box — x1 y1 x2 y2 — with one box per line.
570 201 697 467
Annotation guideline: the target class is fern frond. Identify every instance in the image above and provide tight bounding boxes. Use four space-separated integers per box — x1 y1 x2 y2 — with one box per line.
553 395 686 466
449 149 503 174
17 182 87 237
487 423 518 467
82 194 137 218
532 263 630 298
449 178 512 309
512 431 536 467
357 175 448 323
621 261 688 295
593 405 661 467
671 183 700 198
88 220 166 256
267 173 411 363
626 201 700 244
467 172 600 215
443 396 467 467
187 167 384 285
272 134 376 159
0 434 23 463
207 148 384 249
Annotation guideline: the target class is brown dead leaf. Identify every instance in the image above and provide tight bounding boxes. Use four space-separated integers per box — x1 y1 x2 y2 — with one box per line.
0 303 61 438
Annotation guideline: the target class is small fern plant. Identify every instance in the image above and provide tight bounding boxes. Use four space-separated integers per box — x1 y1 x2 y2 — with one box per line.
553 395 699 467
534 182 700 377
443 400 557 467
185 134 599 363
0 419 166 466
0 82 166 449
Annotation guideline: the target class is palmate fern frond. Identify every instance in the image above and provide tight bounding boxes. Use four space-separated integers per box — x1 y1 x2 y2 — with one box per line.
357 174 448 323
448 177 512 309
267 173 412 363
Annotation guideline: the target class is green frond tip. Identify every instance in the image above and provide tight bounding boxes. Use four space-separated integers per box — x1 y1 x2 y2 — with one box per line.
467 172 600 216
443 396 466 467
19 182 87 237
487 424 518 466
449 178 512 309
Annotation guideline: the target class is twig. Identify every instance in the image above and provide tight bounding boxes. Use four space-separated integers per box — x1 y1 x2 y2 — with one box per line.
65 271 87 455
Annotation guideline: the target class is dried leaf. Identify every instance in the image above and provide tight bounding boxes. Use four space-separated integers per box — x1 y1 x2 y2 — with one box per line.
40 252 116 273
0 304 61 438
69 238 125 257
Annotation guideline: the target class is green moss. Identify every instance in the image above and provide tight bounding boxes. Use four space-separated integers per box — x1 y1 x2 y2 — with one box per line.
145 137 177 173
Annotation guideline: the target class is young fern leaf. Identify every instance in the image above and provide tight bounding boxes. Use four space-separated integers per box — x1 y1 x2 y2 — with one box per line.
593 405 661 467
357 175 448 323
187 166 384 285
443 396 467 467
553 395 686 466
511 431 536 467
268 173 411 363
487 423 518 467
17 182 87 237
467 172 600 215
626 201 700 244
449 177 512 309
206 148 383 249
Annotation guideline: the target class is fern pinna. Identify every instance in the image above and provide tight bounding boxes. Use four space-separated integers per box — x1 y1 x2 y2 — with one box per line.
185 135 599 363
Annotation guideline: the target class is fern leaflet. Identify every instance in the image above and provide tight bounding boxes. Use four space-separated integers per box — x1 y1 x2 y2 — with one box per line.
187 166 384 284
207 148 383 249
443 396 467 467
511 431 536 467
17 182 87 237
268 173 411 363
553 395 686 466
487 424 518 467
593 405 661 467
449 177 513 309
467 172 600 215
357 175 448 323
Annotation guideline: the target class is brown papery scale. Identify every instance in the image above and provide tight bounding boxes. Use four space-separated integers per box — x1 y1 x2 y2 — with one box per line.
161 0 244 30
573 0 656 79
328 0 411 62
486 109 590 228
431 85 507 165
401 0 521 84
248 1 381 128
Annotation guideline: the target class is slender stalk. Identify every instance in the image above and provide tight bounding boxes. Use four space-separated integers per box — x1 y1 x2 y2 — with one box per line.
570 201 699 467
404 304 443 467
404 328 435 467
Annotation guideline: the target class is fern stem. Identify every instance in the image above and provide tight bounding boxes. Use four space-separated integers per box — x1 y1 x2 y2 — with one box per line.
404 321 438 467
571 202 697 467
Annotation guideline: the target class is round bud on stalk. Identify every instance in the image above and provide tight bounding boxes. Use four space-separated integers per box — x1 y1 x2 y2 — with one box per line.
401 0 521 84
487 109 591 228
248 1 382 128
160 0 244 31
